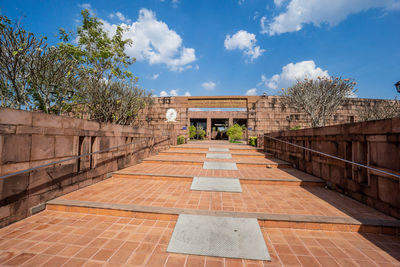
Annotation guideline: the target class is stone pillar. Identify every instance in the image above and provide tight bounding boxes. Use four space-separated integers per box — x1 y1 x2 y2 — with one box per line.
228 117 233 127
207 117 211 140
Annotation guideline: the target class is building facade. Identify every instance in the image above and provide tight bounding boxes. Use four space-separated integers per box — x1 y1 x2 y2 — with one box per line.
136 95 385 140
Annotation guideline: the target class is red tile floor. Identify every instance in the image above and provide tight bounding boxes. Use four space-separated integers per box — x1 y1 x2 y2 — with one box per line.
0 210 399 266
0 141 399 266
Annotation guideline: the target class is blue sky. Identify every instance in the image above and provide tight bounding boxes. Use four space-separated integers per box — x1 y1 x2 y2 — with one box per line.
1 0 400 99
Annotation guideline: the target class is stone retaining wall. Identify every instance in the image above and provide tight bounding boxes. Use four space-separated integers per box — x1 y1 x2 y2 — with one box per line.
264 118 400 219
0 108 177 227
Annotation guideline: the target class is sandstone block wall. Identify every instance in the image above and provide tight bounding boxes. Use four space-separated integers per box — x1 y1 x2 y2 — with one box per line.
139 96 383 143
0 108 177 227
264 118 400 219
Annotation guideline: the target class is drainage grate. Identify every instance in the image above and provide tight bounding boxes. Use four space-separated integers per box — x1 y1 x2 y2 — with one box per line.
167 214 271 261
203 162 238 170
190 177 242 192
209 147 230 152
206 153 232 159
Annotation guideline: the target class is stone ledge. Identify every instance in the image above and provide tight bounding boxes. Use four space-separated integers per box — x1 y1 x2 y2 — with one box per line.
46 199 400 234
171 146 263 152
141 158 291 168
159 151 270 157
112 172 324 186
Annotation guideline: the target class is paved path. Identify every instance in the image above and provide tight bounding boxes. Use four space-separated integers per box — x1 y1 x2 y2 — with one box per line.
0 141 399 266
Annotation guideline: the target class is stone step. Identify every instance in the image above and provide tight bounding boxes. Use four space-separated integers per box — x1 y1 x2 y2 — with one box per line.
111 172 325 186
141 158 292 168
171 146 264 153
46 199 400 235
159 150 272 158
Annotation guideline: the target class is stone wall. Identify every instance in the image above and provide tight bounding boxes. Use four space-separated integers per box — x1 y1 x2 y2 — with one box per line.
0 108 177 227
264 118 400 219
139 96 387 142
135 97 188 138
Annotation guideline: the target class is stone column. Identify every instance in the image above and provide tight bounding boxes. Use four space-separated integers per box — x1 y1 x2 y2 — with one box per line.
228 117 233 127
207 117 211 140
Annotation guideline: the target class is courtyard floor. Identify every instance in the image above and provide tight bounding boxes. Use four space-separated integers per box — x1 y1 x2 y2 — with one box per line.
0 141 399 266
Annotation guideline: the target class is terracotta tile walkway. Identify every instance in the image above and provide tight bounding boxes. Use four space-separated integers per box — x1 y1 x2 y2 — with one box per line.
142 154 288 165
58 178 396 221
1 140 399 266
118 163 320 182
0 210 399 266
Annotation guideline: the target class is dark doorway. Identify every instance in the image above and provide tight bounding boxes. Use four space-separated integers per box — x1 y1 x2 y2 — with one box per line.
190 119 207 140
211 119 228 140
190 118 207 129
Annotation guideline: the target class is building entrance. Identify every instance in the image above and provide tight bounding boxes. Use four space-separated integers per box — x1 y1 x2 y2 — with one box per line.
190 119 207 139
211 119 229 140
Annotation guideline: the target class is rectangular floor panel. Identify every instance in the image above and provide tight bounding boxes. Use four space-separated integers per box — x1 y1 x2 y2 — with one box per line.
206 153 232 159
209 147 230 152
191 177 242 192
167 214 271 261
203 162 238 170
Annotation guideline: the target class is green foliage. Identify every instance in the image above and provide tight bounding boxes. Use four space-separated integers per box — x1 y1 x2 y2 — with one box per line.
189 125 206 140
189 125 196 139
0 11 152 125
249 136 257 146
177 135 185 145
58 9 134 82
289 125 302 131
226 124 243 141
197 126 206 140
0 15 48 109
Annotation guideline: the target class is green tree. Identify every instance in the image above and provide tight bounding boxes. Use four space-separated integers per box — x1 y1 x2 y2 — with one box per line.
58 9 134 82
58 9 152 124
0 15 47 109
28 46 81 114
197 126 206 140
189 125 196 139
227 124 243 142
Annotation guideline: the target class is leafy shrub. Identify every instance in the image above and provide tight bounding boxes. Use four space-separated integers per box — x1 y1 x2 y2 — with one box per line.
249 136 257 146
227 124 243 142
177 135 185 145
289 125 301 131
189 125 196 139
197 126 206 140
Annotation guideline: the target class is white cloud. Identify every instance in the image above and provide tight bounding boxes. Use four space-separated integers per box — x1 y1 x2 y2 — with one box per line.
274 0 286 7
202 81 216 91
265 0 400 35
224 30 265 62
238 0 245 5
159 89 191 96
102 8 196 71
169 89 178 96
78 3 92 10
147 73 159 80
245 88 257 96
108 12 131 23
260 60 329 90
260 16 268 34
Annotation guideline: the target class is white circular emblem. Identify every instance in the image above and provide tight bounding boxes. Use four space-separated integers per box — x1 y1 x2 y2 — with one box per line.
166 108 177 122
